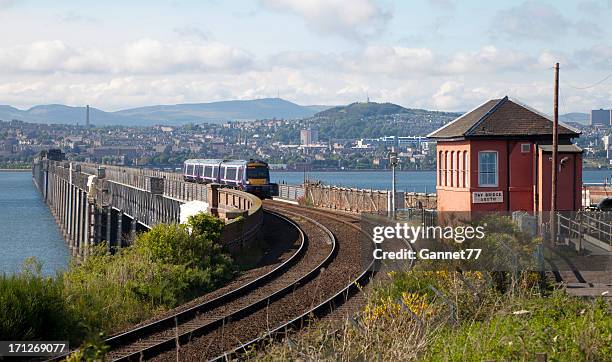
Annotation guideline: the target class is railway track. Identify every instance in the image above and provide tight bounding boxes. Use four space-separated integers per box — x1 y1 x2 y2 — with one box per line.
46 209 318 361
150 201 377 361
48 203 382 361
109 207 336 361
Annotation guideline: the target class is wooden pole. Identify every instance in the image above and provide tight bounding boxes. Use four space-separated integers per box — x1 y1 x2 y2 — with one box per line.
550 63 559 243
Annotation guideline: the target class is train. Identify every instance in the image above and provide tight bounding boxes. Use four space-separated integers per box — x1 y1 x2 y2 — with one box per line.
183 159 278 198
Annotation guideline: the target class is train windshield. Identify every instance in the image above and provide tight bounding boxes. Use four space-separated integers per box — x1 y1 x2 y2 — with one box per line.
247 166 269 180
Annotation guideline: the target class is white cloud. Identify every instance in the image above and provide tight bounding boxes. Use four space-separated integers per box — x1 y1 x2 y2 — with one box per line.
492 1 606 40
447 46 534 74
0 0 17 9
0 38 607 112
491 1 571 41
260 0 391 40
173 25 209 41
0 39 253 75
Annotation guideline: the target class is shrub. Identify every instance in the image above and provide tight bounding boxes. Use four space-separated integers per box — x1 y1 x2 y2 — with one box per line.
1 212 237 347
63 212 236 336
0 259 83 342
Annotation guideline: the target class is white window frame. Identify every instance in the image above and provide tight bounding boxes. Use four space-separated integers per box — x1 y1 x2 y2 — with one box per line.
478 151 498 187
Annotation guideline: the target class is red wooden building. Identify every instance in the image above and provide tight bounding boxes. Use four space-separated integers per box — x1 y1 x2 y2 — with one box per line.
428 96 582 212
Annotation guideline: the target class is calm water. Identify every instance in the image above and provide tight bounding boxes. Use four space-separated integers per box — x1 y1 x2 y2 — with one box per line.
0 171 69 275
271 169 612 192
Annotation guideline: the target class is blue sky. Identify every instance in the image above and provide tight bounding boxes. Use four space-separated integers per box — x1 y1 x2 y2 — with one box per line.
0 0 611 113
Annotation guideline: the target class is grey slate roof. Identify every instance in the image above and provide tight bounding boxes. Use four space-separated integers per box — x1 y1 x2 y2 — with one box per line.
428 96 580 139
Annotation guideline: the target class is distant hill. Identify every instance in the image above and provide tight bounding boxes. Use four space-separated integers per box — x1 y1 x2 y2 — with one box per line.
307 101 461 139
115 98 322 123
315 102 410 119
0 98 327 126
0 104 148 126
560 112 589 125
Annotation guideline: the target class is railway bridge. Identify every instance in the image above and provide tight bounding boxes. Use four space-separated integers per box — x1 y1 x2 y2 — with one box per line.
32 153 263 256
32 153 399 360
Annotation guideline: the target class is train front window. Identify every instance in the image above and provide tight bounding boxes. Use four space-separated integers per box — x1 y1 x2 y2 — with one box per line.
247 167 269 180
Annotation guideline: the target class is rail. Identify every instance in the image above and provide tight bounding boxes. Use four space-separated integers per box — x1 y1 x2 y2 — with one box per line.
47 210 307 362
557 211 612 251
112 209 336 361
212 202 423 361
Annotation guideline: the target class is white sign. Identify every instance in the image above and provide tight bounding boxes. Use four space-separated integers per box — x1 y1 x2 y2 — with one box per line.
180 200 209 224
472 191 503 204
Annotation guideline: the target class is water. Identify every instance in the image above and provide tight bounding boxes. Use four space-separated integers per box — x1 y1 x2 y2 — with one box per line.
271 171 438 193
0 171 69 276
271 169 612 192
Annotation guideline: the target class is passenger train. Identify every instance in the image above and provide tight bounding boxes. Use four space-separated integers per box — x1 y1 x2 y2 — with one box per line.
183 159 278 198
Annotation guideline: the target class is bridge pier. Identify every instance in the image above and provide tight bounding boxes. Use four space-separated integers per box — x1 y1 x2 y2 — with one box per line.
105 207 112 252
131 217 138 240
116 209 123 249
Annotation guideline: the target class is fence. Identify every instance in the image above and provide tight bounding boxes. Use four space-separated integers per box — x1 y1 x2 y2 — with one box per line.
277 184 305 201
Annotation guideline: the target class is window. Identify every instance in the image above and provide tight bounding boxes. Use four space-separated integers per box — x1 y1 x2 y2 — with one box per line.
478 151 498 187
196 165 203 176
455 151 460 187
445 151 450 186
458 151 463 188
225 167 237 180
204 166 212 178
237 168 243 181
521 143 530 153
186 165 194 175
213 166 218 178
450 151 454 187
463 151 469 188
438 151 443 186
246 166 269 180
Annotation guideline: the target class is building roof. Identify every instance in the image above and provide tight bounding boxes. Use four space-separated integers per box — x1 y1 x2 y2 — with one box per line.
428 96 580 139
538 144 583 153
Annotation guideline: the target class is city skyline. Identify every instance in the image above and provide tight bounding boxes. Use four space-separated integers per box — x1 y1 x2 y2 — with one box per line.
0 0 611 113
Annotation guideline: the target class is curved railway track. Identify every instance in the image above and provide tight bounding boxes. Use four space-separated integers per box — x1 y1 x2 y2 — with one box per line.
48 203 383 361
151 202 376 361
46 209 317 361
109 208 336 361
206 201 418 361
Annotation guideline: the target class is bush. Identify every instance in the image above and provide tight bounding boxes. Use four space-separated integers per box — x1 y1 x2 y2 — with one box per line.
1 212 236 346
0 259 83 342
63 212 236 335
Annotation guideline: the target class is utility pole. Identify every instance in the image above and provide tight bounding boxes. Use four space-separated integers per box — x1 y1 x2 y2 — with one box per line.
550 63 559 243
389 147 398 219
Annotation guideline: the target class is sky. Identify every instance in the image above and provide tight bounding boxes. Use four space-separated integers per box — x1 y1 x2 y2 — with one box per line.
0 0 611 113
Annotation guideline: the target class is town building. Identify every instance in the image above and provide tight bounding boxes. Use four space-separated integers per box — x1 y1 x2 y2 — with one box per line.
300 128 318 145
429 96 582 212
590 109 611 126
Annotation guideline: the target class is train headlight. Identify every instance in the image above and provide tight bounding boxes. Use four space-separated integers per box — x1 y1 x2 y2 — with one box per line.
246 180 250 184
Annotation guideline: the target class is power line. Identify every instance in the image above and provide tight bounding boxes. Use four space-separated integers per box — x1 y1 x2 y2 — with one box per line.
563 72 612 90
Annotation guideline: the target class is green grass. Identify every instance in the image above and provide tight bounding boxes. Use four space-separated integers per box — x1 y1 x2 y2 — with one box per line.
424 290 610 361
252 270 610 361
